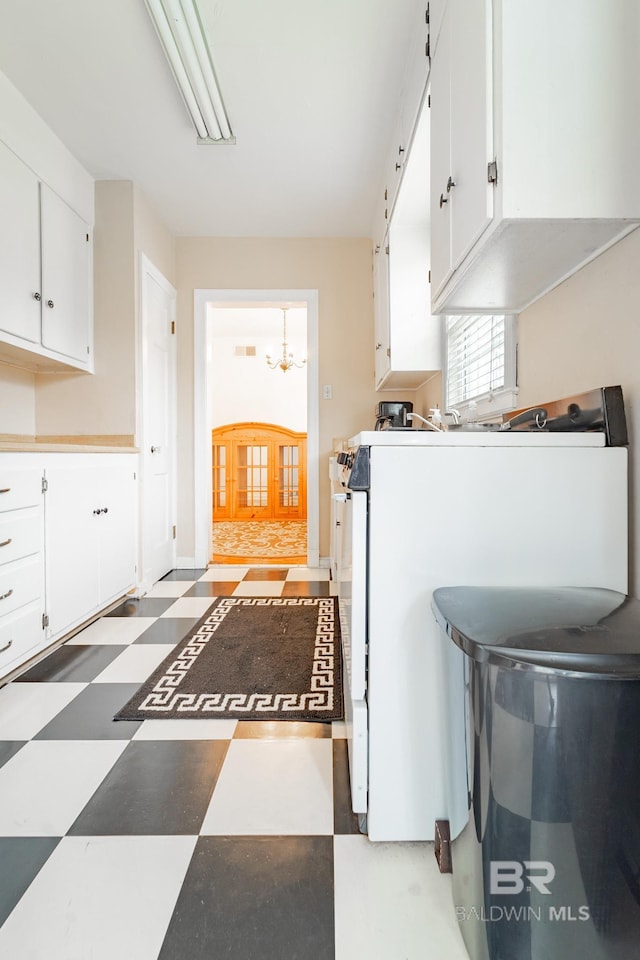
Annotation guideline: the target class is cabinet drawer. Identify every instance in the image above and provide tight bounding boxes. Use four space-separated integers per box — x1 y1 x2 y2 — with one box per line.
0 470 42 512
0 509 42 566
0 555 43 617
0 601 43 677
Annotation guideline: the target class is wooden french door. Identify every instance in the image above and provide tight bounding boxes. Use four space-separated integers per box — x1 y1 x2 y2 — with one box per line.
212 422 307 521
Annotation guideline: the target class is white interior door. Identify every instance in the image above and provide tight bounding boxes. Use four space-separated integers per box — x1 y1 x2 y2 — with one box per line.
140 255 177 590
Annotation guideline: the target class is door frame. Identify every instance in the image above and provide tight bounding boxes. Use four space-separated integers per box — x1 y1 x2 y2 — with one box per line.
193 288 319 569
137 252 177 593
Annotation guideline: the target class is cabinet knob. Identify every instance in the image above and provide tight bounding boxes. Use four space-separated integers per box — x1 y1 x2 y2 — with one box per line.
0 538 12 548
0 589 14 602
0 639 13 654
375 342 382 350
33 292 41 302
439 193 448 208
46 299 55 309
446 176 456 193
102 507 108 514
93 508 100 515
150 445 160 454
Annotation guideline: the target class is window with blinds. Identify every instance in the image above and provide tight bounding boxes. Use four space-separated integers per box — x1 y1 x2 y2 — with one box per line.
444 314 517 413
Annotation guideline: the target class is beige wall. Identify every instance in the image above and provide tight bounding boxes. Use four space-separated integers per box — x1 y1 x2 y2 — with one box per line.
0 363 36 434
517 227 640 596
414 372 443 418
175 237 376 559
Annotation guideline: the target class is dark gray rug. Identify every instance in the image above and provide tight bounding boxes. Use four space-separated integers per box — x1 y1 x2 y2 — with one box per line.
114 596 343 722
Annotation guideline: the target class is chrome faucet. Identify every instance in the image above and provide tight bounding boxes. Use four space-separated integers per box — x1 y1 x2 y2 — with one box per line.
445 409 461 425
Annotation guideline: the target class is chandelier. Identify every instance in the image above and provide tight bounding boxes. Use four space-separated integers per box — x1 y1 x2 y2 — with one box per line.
265 308 307 372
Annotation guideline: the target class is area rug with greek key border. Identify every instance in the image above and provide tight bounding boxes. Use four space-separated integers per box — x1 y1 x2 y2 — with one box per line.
114 596 343 722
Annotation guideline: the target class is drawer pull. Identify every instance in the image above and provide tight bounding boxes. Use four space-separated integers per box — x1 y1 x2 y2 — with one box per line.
0 488 10 494
0 589 14 601
0 538 12 548
0 639 12 654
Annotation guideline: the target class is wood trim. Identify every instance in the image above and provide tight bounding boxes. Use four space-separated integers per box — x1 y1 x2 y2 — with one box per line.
35 434 136 447
0 434 137 452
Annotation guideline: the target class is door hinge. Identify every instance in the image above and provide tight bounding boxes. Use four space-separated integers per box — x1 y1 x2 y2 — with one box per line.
426 4 430 24
428 269 431 283
42 613 49 629
425 36 430 59
171 320 176 335
41 476 48 494
428 93 431 108
487 160 498 185
86 234 89 242
172 525 177 539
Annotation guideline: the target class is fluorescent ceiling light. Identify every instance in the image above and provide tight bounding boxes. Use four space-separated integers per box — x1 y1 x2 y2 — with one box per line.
144 0 234 143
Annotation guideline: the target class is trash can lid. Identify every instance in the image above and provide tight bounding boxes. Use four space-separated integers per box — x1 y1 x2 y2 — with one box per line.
432 586 640 677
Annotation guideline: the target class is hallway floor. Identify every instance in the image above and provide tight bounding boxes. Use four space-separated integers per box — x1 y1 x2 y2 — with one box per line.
0 566 468 960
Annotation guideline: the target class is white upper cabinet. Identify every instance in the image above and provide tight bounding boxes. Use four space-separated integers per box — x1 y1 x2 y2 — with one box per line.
0 141 41 344
375 96 441 390
40 184 92 365
430 0 640 314
372 5 441 390
0 72 94 372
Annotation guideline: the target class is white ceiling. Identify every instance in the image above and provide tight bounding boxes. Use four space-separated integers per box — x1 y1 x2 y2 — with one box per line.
0 0 425 238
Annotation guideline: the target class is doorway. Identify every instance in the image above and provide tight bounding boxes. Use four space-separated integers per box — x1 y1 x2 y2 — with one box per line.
193 289 320 570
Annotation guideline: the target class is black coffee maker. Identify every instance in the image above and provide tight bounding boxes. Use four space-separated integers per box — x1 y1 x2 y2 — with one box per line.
375 401 413 430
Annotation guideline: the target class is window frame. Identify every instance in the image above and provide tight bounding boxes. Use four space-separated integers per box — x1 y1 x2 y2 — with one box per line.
442 314 519 421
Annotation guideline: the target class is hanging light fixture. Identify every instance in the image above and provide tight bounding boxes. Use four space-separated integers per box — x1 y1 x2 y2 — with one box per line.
265 308 307 372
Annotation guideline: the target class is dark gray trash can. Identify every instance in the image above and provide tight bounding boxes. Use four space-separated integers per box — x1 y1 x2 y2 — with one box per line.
432 585 640 960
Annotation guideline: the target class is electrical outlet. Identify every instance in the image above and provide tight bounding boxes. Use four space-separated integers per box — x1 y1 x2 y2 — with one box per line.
322 384 333 400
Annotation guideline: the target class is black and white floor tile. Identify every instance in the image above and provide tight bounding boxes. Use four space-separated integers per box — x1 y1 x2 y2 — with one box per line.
0 566 468 960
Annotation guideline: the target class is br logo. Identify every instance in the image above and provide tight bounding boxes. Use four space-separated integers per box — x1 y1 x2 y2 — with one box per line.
490 861 556 895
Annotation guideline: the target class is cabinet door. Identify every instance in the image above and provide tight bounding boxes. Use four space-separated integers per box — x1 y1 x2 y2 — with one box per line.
98 465 136 605
40 184 91 365
0 141 41 344
44 466 100 638
373 242 391 387
449 0 493 269
429 2 452 298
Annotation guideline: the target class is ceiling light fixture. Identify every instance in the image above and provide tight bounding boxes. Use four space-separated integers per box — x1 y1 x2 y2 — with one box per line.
144 0 234 143
266 309 307 373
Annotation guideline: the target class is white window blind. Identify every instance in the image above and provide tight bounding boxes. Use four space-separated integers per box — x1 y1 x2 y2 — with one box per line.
445 314 511 409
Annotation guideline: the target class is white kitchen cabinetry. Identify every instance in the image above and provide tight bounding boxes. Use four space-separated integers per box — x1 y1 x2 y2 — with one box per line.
0 140 92 371
40 184 92 366
375 95 441 390
0 74 94 372
0 141 41 345
430 0 640 314
44 456 137 640
0 463 46 681
371 3 431 248
373 239 391 387
0 453 137 682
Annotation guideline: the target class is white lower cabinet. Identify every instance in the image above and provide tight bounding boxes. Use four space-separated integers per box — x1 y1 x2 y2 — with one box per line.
44 456 137 640
0 453 137 682
0 463 45 680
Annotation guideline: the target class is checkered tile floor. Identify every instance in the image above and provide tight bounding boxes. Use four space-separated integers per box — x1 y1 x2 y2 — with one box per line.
0 566 468 960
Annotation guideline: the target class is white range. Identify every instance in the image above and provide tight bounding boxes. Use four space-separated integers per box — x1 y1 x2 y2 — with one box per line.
337 428 628 842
